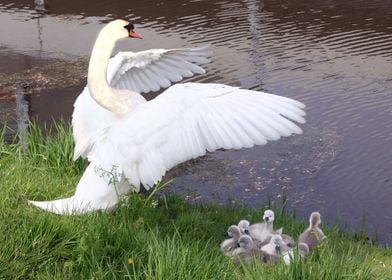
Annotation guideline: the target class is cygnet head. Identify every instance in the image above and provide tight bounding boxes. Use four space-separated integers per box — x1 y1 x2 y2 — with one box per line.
238 235 254 250
310 212 321 228
238 220 250 235
270 234 283 254
263 209 275 224
227 225 242 240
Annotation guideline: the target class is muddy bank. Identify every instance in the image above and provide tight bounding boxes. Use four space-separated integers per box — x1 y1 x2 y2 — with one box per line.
0 57 88 95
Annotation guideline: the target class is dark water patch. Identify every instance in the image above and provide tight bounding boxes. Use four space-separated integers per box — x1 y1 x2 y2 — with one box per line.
0 84 82 143
163 125 338 217
28 84 82 125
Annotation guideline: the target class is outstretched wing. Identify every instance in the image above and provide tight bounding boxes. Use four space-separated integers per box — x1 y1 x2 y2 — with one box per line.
87 83 306 191
73 46 210 160
107 46 211 93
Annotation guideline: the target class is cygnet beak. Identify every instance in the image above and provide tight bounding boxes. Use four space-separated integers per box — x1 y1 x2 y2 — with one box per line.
275 244 281 254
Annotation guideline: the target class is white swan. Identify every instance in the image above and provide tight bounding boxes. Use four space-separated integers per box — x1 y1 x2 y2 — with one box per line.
28 19 306 215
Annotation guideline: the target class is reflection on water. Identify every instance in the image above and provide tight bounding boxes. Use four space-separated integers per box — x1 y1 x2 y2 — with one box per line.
0 0 392 244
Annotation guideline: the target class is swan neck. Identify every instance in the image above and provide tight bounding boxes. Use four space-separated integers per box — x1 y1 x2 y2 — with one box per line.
87 28 136 115
265 223 272 231
87 30 115 109
88 34 112 87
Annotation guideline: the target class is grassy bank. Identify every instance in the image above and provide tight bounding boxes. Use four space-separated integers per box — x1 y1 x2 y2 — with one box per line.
0 123 391 279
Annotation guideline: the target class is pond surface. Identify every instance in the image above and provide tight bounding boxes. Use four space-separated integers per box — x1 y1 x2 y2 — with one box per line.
0 0 391 244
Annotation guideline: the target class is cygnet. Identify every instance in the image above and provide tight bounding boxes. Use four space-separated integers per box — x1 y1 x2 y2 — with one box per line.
238 219 270 249
220 225 242 256
282 242 310 265
260 234 291 264
249 209 275 243
231 235 261 264
298 212 326 252
274 227 296 248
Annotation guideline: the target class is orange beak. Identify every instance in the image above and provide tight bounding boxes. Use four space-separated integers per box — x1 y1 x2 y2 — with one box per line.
129 30 143 39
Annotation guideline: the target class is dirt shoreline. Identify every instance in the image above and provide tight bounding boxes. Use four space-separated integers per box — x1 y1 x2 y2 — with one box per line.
0 57 88 96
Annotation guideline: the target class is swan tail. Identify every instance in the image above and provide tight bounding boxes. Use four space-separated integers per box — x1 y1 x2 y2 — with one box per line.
28 197 97 215
28 163 130 215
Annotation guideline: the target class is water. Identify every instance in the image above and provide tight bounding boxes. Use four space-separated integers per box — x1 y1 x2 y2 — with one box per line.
0 0 391 244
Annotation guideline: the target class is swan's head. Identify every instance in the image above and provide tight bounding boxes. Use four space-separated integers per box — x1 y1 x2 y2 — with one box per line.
238 235 253 250
238 219 250 235
310 211 321 227
123 22 143 39
227 225 241 240
102 19 143 41
263 209 275 223
271 234 283 254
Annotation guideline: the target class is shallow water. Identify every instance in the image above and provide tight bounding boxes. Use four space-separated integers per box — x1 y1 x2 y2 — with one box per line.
0 0 391 244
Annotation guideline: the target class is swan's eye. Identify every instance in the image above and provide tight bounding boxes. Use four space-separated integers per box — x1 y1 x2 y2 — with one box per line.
123 23 134 32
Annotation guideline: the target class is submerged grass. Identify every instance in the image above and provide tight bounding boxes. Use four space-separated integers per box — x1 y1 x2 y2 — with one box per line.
0 122 391 279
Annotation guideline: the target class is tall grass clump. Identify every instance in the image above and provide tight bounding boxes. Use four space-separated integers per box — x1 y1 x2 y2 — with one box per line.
0 121 391 279
22 121 88 174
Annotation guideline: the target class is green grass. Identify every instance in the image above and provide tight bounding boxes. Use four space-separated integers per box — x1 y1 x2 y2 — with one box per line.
0 122 391 279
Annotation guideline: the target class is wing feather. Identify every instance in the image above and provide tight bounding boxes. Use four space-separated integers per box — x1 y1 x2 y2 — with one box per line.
108 46 211 93
222 97 276 143
86 83 306 190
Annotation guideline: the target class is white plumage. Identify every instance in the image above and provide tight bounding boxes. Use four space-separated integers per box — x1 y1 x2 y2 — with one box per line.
107 47 210 93
220 225 242 256
29 20 306 215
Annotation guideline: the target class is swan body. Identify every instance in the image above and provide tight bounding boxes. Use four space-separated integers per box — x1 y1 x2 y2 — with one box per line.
274 228 296 248
28 20 306 215
248 210 276 243
298 242 310 258
298 212 326 251
260 234 285 264
220 225 242 256
281 242 310 265
260 233 295 264
231 235 262 264
238 219 270 249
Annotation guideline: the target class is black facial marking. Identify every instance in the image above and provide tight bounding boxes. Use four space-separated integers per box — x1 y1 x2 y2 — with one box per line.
124 22 134 32
275 244 281 254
